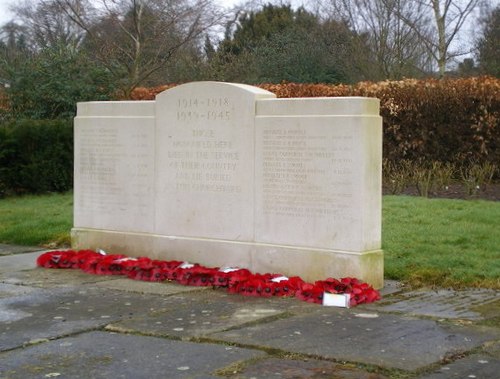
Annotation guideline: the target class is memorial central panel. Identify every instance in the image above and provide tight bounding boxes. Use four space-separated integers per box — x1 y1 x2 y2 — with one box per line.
154 82 275 240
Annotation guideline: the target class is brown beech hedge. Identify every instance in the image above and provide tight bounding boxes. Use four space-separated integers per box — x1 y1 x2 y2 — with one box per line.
131 77 500 168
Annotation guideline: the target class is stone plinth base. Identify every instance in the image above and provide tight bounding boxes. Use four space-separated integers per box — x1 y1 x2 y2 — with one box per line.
71 228 384 289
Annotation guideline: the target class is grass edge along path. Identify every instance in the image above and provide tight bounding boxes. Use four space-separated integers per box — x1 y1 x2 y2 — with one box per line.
0 192 498 289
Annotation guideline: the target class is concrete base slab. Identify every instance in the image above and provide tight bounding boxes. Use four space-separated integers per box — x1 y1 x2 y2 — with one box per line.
211 308 499 371
0 331 266 379
72 228 384 288
420 355 500 378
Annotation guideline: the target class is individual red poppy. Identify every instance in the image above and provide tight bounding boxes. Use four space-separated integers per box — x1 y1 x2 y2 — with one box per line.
226 269 253 293
125 257 155 280
145 267 168 282
36 251 58 268
183 266 218 286
234 277 261 296
284 276 306 296
295 282 324 304
317 278 350 294
175 264 205 285
151 260 182 281
79 254 105 274
94 254 127 275
348 282 381 306
341 277 361 286
69 250 100 269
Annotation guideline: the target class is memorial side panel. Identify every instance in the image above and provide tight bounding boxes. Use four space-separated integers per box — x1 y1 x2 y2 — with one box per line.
74 117 155 233
255 116 377 252
155 83 274 240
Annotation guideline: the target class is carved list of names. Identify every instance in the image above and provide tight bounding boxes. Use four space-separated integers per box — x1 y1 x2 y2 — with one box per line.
76 122 154 227
260 125 355 220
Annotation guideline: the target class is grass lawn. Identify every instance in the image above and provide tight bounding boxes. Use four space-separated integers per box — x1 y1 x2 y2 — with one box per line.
383 196 500 289
0 192 73 247
0 192 498 289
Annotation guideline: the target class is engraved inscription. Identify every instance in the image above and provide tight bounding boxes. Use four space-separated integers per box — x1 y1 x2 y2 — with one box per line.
261 128 354 218
176 97 231 122
167 97 242 194
77 126 153 218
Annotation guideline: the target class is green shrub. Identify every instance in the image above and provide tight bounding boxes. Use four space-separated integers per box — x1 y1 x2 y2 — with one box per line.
3 44 114 120
0 119 73 196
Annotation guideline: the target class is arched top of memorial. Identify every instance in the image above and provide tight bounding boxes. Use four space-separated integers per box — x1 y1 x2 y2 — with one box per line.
156 81 276 101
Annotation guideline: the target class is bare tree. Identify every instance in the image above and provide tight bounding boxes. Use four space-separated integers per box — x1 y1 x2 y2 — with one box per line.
320 0 433 79
398 0 482 77
0 21 32 76
321 0 484 78
477 4 500 76
12 0 86 49
54 0 224 96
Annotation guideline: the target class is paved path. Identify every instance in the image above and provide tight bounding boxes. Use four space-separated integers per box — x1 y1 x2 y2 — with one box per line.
0 246 499 378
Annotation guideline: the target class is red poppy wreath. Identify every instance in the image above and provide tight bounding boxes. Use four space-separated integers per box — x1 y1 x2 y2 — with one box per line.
37 250 381 307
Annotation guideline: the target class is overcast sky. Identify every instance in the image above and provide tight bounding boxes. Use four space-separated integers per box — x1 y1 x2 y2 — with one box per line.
0 0 309 21
0 0 240 25
1 0 494 26
0 0 496 52
0 0 15 26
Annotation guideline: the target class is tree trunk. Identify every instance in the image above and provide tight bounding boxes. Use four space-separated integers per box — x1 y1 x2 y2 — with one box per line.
431 0 447 78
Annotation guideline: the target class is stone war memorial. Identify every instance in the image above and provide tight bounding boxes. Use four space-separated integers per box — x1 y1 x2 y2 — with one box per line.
72 82 384 288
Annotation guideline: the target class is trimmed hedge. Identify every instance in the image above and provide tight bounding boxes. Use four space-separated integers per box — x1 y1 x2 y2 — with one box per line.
131 77 500 168
260 77 500 166
0 120 73 196
1 77 497 196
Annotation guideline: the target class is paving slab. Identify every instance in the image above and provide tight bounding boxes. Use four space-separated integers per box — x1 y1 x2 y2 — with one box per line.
419 354 500 378
236 357 389 379
483 340 500 358
0 330 266 379
378 280 404 297
0 244 43 256
0 268 120 288
210 308 499 371
0 283 40 299
107 290 311 339
93 277 206 295
368 288 500 320
2 264 210 292
0 286 195 352
0 251 45 273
